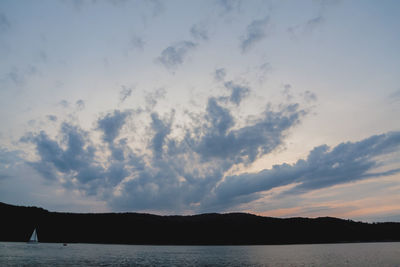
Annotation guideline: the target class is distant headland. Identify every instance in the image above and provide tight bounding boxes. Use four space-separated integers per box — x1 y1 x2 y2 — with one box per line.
1 202 399 245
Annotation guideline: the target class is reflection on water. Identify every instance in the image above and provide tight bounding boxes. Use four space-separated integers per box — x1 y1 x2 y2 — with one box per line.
0 242 399 266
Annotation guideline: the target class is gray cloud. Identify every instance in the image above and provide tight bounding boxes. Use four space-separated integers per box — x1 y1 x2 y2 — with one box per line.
212 131 400 208
190 24 208 41
193 99 305 165
214 69 250 105
146 0 165 17
130 36 145 50
240 16 270 53
46 115 58 122
388 89 400 102
150 112 173 159
287 0 334 38
303 90 317 103
97 110 131 144
58 100 69 108
6 68 24 86
119 86 133 103
23 123 104 187
145 88 166 111
76 99 85 110
24 90 400 214
0 13 11 32
25 94 306 212
282 84 293 101
305 16 324 31
157 41 197 69
0 148 21 180
216 0 241 13
224 81 250 105
214 68 226 82
97 110 132 162
291 16 324 36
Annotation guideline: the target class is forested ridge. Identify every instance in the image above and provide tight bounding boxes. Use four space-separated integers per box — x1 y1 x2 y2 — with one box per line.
1 202 400 245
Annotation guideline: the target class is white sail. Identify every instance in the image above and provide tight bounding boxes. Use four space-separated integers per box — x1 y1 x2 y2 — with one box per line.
29 228 38 243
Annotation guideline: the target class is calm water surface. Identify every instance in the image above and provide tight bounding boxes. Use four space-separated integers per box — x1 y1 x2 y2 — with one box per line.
1 242 399 266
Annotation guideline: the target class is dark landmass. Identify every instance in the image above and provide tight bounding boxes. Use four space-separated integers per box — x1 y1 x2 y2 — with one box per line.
1 202 400 245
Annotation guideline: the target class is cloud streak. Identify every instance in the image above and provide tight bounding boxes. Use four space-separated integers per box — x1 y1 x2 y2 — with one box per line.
213 132 400 208
240 16 270 53
119 86 133 103
157 41 197 69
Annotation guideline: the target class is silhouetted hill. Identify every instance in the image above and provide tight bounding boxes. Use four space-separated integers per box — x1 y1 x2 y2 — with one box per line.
1 202 400 245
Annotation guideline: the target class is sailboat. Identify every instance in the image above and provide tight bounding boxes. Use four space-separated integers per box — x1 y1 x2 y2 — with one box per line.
28 228 38 243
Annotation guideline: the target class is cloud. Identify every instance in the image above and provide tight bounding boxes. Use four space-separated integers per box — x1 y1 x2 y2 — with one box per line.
5 68 24 86
190 24 208 41
97 110 132 161
282 84 293 101
214 69 250 105
76 99 85 111
119 86 133 103
216 0 241 13
287 0 334 38
388 89 400 102
146 0 165 17
224 81 250 105
193 99 305 165
145 88 166 111
240 16 270 53
130 36 145 50
0 148 22 180
303 90 317 103
108 0 129 7
24 89 400 213
0 13 11 32
46 115 58 122
58 100 69 108
149 112 173 159
214 68 226 81
97 110 131 144
24 92 307 212
23 123 104 187
288 17 323 38
157 41 197 69
212 131 400 208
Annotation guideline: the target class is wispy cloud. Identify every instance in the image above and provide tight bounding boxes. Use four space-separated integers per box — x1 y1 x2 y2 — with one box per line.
157 41 197 70
0 12 11 32
224 81 250 105
212 132 400 208
58 100 69 108
75 99 85 111
130 36 145 50
46 115 58 122
240 16 270 53
214 68 226 82
119 86 133 103
0 148 21 180
388 89 400 102
145 88 166 111
288 16 325 38
190 24 208 41
216 0 241 13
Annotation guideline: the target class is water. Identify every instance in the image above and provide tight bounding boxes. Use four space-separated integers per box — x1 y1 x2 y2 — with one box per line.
1 242 399 266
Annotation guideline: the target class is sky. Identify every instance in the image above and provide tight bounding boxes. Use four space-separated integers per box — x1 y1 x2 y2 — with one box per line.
0 0 400 222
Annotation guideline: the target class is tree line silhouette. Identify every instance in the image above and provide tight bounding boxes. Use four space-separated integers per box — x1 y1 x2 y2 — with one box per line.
1 202 400 245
